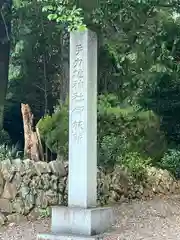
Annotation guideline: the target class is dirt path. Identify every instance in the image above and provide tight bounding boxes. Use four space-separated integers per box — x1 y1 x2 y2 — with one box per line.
1 195 180 240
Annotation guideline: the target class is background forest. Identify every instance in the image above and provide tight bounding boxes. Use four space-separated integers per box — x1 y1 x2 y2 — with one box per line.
1 0 180 179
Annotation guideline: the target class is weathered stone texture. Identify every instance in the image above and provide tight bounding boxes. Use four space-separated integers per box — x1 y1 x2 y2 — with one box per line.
0 159 179 225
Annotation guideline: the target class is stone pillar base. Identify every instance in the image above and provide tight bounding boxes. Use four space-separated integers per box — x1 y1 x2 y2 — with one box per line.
37 233 103 240
37 206 114 240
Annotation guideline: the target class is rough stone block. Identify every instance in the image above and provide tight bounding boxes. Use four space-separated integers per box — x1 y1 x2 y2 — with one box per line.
2 182 17 200
24 192 35 214
45 190 58 205
35 162 51 175
12 158 25 173
19 184 30 199
12 172 22 191
49 161 67 177
12 198 25 214
41 174 51 190
36 190 48 208
0 198 13 213
51 206 114 236
1 160 15 181
0 212 6 225
23 159 37 177
27 208 41 221
7 213 27 223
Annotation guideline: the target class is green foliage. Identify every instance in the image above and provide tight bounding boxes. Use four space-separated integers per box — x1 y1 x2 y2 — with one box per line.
40 0 86 31
38 94 166 170
37 102 68 158
139 73 180 143
5 0 180 175
0 144 19 161
98 134 124 171
118 152 152 181
97 94 167 169
39 207 51 218
0 129 11 145
159 149 180 178
0 0 12 129
9 0 65 108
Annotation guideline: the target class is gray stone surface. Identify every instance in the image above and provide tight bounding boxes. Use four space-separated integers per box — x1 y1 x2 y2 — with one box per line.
0 213 6 226
2 182 17 200
0 158 179 227
37 233 100 240
12 158 25 173
69 29 97 208
51 206 114 236
1 160 15 181
13 198 25 214
7 213 27 223
49 161 67 177
35 162 51 175
12 172 22 191
0 199 13 213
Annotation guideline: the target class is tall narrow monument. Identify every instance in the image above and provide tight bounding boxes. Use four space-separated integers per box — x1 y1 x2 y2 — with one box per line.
37 29 114 240
68 29 97 208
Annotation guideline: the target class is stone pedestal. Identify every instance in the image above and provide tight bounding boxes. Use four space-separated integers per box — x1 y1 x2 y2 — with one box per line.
37 206 114 240
37 29 114 240
51 206 114 235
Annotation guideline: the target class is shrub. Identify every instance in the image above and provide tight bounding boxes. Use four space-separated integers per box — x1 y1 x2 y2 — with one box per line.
139 73 180 144
159 149 180 178
97 94 167 165
0 144 18 161
98 134 127 170
37 102 68 159
118 152 152 181
0 129 11 145
38 94 167 168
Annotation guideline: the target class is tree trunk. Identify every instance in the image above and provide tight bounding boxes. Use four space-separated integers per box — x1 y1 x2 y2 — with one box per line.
59 29 69 103
21 103 43 161
0 0 12 130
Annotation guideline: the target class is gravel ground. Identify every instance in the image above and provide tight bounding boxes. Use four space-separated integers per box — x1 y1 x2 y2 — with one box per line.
1 195 180 240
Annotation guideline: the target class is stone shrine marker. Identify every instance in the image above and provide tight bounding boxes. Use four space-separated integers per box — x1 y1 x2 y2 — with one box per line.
69 29 97 208
37 29 114 240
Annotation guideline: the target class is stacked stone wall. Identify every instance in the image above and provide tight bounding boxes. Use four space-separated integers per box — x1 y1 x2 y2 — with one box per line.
0 159 178 225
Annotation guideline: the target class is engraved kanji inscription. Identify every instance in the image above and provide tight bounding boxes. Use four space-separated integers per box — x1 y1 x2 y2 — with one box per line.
72 106 84 114
72 69 84 90
72 69 83 79
75 43 83 55
71 42 85 144
72 120 84 143
72 92 84 102
73 58 83 68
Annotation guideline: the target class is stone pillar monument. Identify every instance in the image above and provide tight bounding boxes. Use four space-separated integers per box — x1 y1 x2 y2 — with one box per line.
68 29 97 208
37 29 114 240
